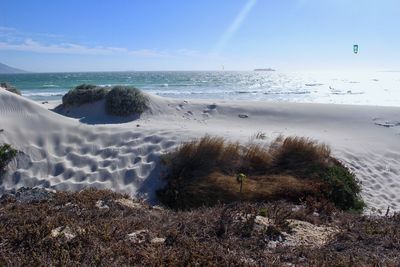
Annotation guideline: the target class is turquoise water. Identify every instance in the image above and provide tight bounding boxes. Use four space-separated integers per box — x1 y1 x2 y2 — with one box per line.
1 71 399 106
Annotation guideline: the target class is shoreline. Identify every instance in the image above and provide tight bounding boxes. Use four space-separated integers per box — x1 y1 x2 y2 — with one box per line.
4 70 400 106
41 97 400 110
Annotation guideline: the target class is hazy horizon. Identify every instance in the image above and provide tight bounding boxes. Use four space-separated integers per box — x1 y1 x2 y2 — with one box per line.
1 0 399 72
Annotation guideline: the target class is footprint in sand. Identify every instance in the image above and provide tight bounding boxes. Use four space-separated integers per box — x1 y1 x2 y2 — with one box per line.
184 111 193 116
373 118 400 128
203 104 217 115
176 101 189 111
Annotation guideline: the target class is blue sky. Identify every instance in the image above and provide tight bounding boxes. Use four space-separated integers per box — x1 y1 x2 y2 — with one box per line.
0 0 399 72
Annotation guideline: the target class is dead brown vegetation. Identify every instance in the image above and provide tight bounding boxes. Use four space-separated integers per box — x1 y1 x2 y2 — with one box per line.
0 189 398 266
158 135 364 211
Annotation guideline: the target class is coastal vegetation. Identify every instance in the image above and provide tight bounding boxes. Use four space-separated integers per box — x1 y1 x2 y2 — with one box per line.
0 188 398 266
62 84 149 116
157 136 364 211
0 144 17 177
62 84 108 106
105 86 149 116
0 82 21 95
0 138 393 266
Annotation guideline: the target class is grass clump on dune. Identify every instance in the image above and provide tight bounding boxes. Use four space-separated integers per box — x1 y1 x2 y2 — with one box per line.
62 84 108 106
271 136 331 175
157 136 364 211
61 84 149 116
0 144 17 177
0 82 21 95
105 86 149 116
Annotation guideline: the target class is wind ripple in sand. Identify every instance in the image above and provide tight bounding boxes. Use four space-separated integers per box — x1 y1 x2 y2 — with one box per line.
1 119 178 202
0 90 177 202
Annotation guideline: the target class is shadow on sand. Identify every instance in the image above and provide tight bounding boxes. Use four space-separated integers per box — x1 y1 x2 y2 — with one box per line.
52 100 141 125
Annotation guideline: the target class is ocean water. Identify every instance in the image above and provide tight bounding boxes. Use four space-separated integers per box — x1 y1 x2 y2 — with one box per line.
0 71 399 106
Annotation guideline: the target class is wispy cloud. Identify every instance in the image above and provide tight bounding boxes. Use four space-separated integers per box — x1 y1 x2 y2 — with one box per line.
0 25 175 57
0 26 63 40
0 26 16 32
0 38 172 57
129 49 171 58
0 38 215 61
0 25 218 64
213 0 258 55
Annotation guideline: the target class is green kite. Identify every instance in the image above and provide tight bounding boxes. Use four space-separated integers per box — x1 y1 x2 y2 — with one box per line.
353 44 359 54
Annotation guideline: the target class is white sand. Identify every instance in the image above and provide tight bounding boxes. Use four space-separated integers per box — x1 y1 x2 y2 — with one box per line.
1 89 400 212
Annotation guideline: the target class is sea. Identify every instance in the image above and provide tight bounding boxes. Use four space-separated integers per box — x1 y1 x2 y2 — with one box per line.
0 71 399 106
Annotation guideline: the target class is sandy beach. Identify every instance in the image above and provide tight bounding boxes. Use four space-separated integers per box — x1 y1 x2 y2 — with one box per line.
0 89 399 212
3 0 400 264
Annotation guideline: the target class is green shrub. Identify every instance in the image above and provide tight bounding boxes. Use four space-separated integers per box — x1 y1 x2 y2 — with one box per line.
321 165 364 211
1 82 21 95
0 144 17 176
62 84 108 106
105 86 149 116
61 84 149 117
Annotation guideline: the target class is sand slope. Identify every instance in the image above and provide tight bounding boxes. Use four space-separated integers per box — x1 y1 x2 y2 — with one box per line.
0 90 176 201
1 89 400 212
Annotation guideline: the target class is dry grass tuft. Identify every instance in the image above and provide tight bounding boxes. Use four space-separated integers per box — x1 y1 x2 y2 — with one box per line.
241 143 273 174
271 136 331 176
158 135 364 211
162 136 241 178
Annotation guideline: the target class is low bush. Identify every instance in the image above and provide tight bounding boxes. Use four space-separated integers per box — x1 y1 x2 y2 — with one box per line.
62 84 109 106
61 84 149 116
0 144 17 177
105 86 149 116
158 136 364 211
0 82 21 95
322 164 365 211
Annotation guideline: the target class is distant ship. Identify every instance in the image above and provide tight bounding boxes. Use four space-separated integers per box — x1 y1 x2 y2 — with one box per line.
254 68 275 72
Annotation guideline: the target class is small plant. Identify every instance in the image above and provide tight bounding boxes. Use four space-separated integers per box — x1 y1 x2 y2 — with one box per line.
236 173 246 197
265 225 284 241
254 131 267 140
1 82 21 95
105 86 149 116
267 204 292 232
0 144 17 176
259 208 267 217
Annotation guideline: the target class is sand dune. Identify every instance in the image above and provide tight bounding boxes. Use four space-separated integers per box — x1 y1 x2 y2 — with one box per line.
0 90 177 201
1 89 400 212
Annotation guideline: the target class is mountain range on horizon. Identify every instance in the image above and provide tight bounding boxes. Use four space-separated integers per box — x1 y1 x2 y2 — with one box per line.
0 62 28 74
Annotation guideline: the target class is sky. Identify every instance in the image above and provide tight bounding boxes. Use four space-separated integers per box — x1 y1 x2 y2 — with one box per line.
0 0 399 72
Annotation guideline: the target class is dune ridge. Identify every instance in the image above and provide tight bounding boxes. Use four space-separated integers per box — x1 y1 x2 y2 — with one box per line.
0 90 176 201
1 89 400 212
